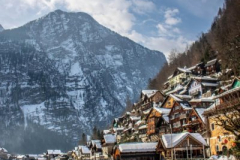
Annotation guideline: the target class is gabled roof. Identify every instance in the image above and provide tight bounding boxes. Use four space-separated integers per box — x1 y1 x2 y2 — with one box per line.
119 142 157 153
161 132 207 148
154 107 171 115
179 102 192 110
162 115 169 123
169 94 183 102
194 108 206 123
141 90 158 98
81 146 91 154
138 125 147 130
104 134 116 144
47 150 61 155
130 116 141 121
0 148 8 153
205 58 218 67
166 85 184 95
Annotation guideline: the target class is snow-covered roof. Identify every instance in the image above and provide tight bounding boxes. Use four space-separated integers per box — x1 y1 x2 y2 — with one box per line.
130 116 141 121
201 82 219 87
135 120 142 126
138 125 147 130
119 142 157 153
81 146 91 154
141 90 158 98
113 127 124 131
162 132 207 148
193 76 218 81
179 102 192 110
96 143 102 149
168 74 173 80
162 115 169 123
177 67 191 73
169 94 183 102
143 107 152 114
153 107 171 115
0 148 8 153
175 94 192 99
103 130 111 135
91 140 101 146
214 87 240 99
47 150 61 155
205 59 217 67
104 134 116 144
166 85 184 95
195 108 206 123
189 98 214 103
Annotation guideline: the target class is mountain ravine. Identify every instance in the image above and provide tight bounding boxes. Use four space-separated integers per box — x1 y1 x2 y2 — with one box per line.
0 10 166 153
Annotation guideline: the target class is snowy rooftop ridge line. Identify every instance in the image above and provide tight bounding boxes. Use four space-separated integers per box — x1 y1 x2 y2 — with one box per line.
119 142 157 153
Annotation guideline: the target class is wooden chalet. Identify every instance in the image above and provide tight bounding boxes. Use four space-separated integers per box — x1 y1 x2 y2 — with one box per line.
139 90 165 113
46 150 62 160
146 107 171 141
204 59 221 76
157 132 207 159
188 62 205 76
78 146 91 160
184 108 206 135
187 76 219 98
102 134 117 158
168 100 192 133
113 142 159 160
88 140 102 158
167 67 192 90
161 94 182 109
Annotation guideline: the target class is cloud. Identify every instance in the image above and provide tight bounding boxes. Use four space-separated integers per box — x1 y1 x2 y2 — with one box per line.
131 0 156 15
0 0 193 58
164 8 181 25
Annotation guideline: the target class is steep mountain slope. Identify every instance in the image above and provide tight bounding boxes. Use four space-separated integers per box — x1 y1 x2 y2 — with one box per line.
0 24 4 32
0 10 166 153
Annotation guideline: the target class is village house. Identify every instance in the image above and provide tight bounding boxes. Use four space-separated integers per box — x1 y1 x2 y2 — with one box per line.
203 78 240 155
204 59 221 76
46 150 62 160
101 134 117 158
113 142 159 160
168 100 192 133
139 90 165 113
187 76 219 98
146 107 171 142
157 132 208 159
78 146 91 160
87 140 102 159
185 107 206 135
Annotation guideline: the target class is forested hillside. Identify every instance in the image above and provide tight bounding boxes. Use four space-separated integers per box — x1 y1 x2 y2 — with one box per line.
149 0 240 89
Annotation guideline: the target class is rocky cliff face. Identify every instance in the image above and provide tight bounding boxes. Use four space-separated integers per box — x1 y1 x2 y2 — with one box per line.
0 10 166 153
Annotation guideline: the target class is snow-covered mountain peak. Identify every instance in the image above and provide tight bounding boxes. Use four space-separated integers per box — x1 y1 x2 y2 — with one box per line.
0 10 166 153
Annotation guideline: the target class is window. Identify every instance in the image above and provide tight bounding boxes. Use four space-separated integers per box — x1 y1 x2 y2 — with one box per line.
216 98 220 106
216 145 219 151
218 136 222 142
211 123 215 130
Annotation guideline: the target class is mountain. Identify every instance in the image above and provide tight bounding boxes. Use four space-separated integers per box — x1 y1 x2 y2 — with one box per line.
0 10 166 153
0 24 4 32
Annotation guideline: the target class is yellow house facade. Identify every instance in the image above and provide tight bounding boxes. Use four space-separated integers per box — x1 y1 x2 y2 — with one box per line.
208 116 236 155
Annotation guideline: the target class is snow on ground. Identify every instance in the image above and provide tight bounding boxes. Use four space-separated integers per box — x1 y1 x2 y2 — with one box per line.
20 102 46 128
70 62 83 76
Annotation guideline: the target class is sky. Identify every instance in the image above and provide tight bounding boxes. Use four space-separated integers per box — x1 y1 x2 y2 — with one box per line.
0 0 224 58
